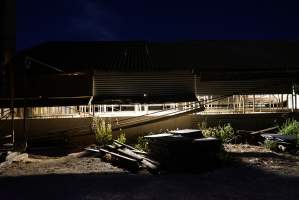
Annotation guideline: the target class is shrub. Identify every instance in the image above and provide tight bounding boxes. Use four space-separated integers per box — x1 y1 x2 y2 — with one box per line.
264 139 278 151
134 136 149 152
198 118 208 130
93 118 113 146
116 129 127 144
202 123 235 144
279 119 299 144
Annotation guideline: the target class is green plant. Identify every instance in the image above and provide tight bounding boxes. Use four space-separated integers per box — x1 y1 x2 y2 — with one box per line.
279 119 299 144
134 136 149 152
116 129 127 144
198 118 207 130
202 123 235 144
93 118 113 146
264 139 278 151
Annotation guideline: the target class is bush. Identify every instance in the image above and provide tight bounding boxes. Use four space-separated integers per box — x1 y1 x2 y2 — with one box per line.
134 136 149 152
198 118 207 130
279 119 299 144
93 118 113 146
202 123 235 144
264 139 278 151
116 129 127 144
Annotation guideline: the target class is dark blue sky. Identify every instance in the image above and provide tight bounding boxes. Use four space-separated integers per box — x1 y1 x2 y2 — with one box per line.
17 0 299 51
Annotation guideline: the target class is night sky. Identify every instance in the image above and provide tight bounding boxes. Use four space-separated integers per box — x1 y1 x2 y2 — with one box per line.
17 0 299 51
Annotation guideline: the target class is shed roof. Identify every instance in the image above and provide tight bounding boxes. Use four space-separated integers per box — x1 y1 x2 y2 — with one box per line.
14 40 299 73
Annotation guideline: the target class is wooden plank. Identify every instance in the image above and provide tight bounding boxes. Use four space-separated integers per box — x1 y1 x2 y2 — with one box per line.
113 141 148 155
99 148 138 162
110 144 159 170
132 149 148 155
237 126 279 135
250 126 279 135
116 147 144 161
113 140 135 150
85 147 138 162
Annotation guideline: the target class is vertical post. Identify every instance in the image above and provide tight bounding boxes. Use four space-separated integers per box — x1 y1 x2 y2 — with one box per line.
280 94 283 110
242 95 245 114
268 95 272 112
260 95 262 112
227 97 229 112
286 94 289 111
296 94 298 111
233 95 235 113
253 94 255 112
291 86 295 112
293 84 297 111
294 85 297 111
92 105 95 116
9 59 15 146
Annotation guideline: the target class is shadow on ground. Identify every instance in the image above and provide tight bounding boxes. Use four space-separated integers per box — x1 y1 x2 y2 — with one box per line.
0 162 298 200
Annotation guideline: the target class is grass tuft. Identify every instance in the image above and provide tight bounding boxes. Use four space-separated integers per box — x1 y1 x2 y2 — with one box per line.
279 119 299 144
202 123 235 144
92 118 113 146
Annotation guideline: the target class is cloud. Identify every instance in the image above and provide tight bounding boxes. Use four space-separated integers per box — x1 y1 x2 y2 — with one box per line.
67 0 120 40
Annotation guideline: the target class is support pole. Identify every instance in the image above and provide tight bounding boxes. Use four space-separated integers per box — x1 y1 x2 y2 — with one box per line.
292 85 295 112
227 96 230 112
253 94 255 112
281 94 284 110
242 95 245 114
9 59 15 147
294 85 297 111
233 95 235 113
92 105 95 116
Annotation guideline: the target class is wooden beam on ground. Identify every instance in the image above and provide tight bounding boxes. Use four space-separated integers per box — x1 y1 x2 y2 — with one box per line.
249 126 279 135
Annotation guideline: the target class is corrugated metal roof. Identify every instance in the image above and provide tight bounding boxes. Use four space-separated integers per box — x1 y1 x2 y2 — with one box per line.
196 79 293 95
13 41 299 73
0 97 91 108
93 71 196 103
5 41 299 106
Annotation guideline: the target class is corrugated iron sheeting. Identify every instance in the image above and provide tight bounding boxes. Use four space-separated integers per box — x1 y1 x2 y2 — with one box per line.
13 41 299 73
0 97 91 108
196 79 293 95
93 71 196 103
13 74 93 98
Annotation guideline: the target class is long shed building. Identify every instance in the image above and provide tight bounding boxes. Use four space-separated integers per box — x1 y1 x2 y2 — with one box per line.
3 41 298 108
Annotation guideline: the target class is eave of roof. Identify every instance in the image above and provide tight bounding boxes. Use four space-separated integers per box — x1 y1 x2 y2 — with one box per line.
12 40 299 73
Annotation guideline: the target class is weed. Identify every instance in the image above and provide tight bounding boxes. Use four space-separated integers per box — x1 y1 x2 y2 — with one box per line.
92 118 113 146
116 129 127 144
134 136 149 152
264 139 278 151
198 117 208 130
279 119 299 144
202 123 235 144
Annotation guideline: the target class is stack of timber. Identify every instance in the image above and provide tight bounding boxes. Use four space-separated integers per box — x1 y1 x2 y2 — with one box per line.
236 126 298 152
145 129 222 171
261 133 298 152
85 140 159 173
236 126 279 144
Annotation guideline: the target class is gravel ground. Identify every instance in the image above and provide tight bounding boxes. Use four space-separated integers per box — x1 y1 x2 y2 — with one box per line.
0 153 124 176
225 144 299 176
0 144 298 200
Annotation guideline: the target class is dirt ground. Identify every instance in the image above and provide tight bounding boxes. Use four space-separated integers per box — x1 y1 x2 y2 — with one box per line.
0 144 298 200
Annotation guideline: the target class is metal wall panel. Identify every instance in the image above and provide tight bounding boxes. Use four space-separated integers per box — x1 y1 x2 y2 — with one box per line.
196 79 293 95
14 74 93 98
94 70 196 103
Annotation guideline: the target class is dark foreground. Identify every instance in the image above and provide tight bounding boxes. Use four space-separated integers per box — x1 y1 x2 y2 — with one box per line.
0 144 298 200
